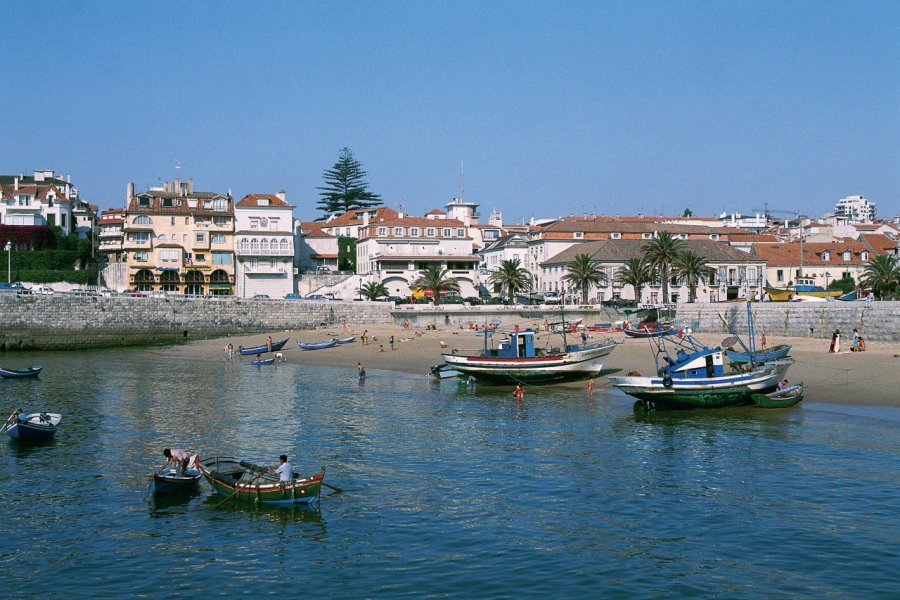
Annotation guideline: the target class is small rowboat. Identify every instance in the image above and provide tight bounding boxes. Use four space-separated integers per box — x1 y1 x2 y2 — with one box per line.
333 336 357 344
0 365 43 379
430 363 463 379
297 339 338 351
150 454 203 495
198 456 325 506
623 324 674 338
752 382 804 408
726 343 792 364
3 410 61 441
238 337 289 356
247 357 276 366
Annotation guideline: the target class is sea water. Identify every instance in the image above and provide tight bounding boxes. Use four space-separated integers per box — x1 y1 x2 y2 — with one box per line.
0 347 897 598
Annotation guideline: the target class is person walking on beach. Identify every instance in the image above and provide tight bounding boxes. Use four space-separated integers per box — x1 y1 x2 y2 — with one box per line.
389 336 395 351
225 343 234 359
361 330 368 345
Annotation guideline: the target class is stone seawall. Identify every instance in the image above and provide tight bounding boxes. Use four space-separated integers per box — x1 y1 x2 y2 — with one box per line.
2 295 897 351
0 295 394 351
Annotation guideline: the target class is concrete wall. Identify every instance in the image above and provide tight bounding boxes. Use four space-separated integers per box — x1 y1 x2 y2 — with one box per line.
0 295 393 351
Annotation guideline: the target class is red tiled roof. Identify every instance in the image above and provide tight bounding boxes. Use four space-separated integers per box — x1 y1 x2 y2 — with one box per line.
236 194 292 207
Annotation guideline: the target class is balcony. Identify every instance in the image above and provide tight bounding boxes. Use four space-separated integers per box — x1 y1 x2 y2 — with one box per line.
235 247 294 257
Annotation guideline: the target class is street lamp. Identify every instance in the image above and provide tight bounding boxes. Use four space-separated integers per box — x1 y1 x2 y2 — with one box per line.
5 241 11 283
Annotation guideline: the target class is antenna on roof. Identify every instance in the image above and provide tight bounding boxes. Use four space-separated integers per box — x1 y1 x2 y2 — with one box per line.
459 161 464 200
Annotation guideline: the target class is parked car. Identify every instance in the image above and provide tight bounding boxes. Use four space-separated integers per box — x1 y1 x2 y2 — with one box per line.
31 285 55 295
284 293 303 300
251 294 271 299
315 266 333 273
147 290 167 298
69 288 97 297
0 282 30 294
305 294 327 300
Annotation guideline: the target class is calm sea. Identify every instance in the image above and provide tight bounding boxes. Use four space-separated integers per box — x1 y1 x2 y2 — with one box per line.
1 347 897 598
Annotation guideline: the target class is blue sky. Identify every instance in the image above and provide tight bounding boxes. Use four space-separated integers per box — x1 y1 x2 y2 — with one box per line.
3 1 899 222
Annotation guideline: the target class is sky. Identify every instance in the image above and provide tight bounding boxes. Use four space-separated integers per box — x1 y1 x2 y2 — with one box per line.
3 1 900 223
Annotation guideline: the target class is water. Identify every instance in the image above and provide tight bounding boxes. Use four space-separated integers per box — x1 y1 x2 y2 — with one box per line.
1 348 897 598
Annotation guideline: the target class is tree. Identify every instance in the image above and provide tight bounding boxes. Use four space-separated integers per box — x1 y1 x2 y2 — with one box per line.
488 258 533 303
642 231 684 302
562 253 607 304
360 281 388 301
316 147 381 219
670 250 715 303
411 265 460 305
683 208 693 217
860 254 900 300
827 275 856 294
616 257 652 304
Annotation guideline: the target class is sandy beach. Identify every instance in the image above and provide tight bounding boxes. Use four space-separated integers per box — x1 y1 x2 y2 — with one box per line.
171 322 900 407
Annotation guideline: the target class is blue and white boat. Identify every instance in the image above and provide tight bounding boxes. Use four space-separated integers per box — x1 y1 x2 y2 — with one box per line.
297 339 338 351
238 337 289 356
610 303 792 409
3 410 61 441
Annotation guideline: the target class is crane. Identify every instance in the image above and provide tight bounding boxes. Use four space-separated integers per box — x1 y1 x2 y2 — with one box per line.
752 204 804 225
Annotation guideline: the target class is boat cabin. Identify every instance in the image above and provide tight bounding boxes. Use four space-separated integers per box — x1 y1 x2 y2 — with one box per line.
659 347 725 379
490 330 538 358
792 277 826 292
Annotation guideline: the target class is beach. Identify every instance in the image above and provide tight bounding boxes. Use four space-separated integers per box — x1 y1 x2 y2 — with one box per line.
173 322 900 407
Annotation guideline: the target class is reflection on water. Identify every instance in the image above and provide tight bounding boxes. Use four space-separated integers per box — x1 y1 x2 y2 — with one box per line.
1 348 898 597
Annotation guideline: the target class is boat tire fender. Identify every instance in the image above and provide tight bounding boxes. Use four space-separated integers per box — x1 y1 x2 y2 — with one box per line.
662 375 673 388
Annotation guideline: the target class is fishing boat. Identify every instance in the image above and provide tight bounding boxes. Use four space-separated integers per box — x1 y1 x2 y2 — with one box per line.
150 454 203 495
238 337 289 356
198 456 324 506
752 383 804 408
610 303 793 409
333 335 357 344
0 365 43 379
764 277 842 302
3 410 61 441
297 339 338 350
247 357 276 366
440 326 617 385
430 363 463 379
623 323 674 338
726 343 792 364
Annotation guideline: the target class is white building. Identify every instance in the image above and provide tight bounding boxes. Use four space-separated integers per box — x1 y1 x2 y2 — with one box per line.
834 195 876 224
234 192 295 298
0 170 79 233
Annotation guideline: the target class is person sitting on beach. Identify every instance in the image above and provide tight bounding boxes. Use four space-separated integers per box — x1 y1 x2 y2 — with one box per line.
857 338 866 352
268 454 293 482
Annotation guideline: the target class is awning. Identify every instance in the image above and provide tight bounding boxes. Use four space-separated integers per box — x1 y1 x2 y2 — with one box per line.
208 283 232 289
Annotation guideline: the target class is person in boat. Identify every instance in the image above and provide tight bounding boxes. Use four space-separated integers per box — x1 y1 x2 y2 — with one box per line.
268 454 293 482
777 379 789 391
513 383 525 400
161 448 190 475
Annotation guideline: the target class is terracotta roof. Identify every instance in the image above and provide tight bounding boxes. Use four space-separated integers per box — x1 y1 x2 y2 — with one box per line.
544 239 757 266
324 206 399 226
860 233 899 254
236 194 293 208
752 240 873 267
426 208 445 215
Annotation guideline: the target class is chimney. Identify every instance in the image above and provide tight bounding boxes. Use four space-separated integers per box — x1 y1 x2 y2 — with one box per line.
127 182 134 201
13 177 18 191
363 211 370 226
187 178 193 194
276 190 286 202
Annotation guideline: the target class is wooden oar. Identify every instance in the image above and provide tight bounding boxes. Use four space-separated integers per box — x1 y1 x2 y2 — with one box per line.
214 468 267 508
321 481 344 493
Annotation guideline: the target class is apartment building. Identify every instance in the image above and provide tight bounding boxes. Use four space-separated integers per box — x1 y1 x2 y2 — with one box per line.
234 192 295 298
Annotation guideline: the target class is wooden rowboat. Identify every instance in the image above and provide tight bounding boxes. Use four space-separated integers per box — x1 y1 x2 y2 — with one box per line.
150 454 203 495
247 357 276 366
726 343 792 364
0 365 43 379
238 337 289 356
3 410 61 441
752 383 804 408
297 339 338 350
333 336 357 344
198 456 324 506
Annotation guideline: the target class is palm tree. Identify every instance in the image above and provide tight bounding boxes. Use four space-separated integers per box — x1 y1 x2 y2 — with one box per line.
360 281 388 301
562 253 607 304
860 254 900 300
616 257 652 304
411 264 460 305
488 258 533 303
671 250 715 303
642 231 684 303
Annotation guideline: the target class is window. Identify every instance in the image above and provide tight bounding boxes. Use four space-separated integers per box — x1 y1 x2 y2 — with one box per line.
457 228 465 237
642 232 653 239
213 216 228 226
134 251 149 261
861 251 868 261
138 196 151 207
610 232 621 239
443 228 451 237
426 228 436 237
212 251 231 265
574 232 584 239
171 217 176 226
709 234 719 240
842 251 851 261
157 234 166 240
195 233 206 244
410 227 420 237
195 253 206 262
394 227 404 236
250 218 259 229
130 232 150 243
133 215 152 225
377 227 387 236
822 251 830 261
211 233 225 244
162 198 174 208
159 249 179 262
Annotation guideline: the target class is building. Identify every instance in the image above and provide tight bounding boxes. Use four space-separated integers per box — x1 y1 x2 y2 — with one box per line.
752 239 873 289
234 192 295 298
123 179 235 295
0 170 80 233
98 208 125 263
834 195 876 224
541 239 766 304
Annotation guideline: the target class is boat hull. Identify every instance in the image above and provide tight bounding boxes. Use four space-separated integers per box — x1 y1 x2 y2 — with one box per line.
610 359 793 409
5 412 61 441
441 342 616 385
764 287 842 302
726 344 792 364
297 339 338 350
199 457 323 506
752 384 804 408
0 365 42 379
623 325 673 338
238 338 289 356
152 469 203 495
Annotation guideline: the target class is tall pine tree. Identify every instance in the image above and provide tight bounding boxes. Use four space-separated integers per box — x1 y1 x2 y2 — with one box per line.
316 147 382 219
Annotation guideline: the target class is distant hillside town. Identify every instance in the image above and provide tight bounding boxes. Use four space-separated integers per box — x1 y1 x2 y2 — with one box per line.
2 168 898 303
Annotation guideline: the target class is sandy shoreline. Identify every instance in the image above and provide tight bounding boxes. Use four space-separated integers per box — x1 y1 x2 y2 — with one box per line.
170 322 900 407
